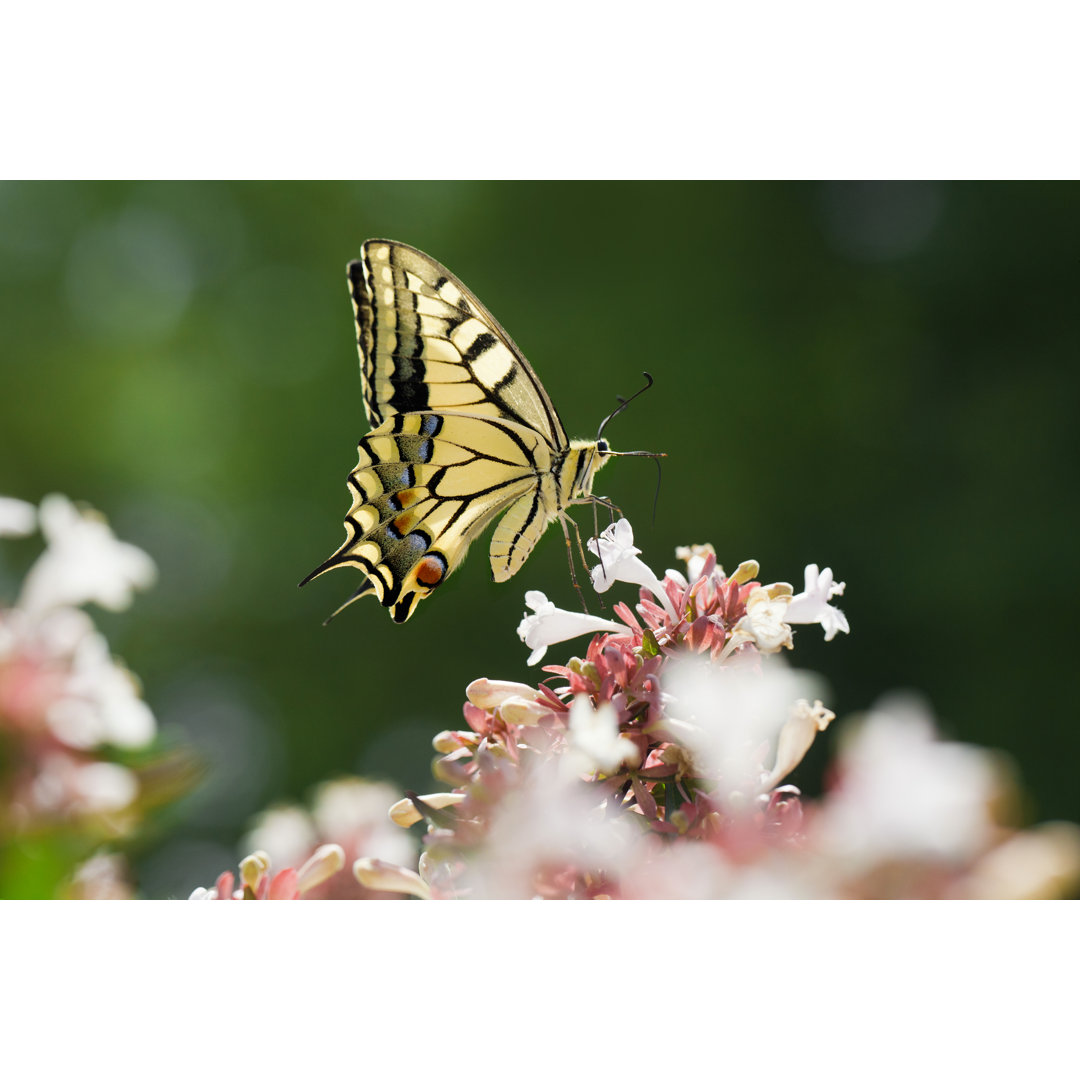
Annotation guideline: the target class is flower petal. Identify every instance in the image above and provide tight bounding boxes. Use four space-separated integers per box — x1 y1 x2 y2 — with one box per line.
517 591 623 667
354 857 431 899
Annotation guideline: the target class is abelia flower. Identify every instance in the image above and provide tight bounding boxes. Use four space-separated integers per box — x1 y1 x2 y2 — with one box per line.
813 697 1001 864
563 695 640 776
353 857 431 899
589 519 676 618
674 542 717 584
0 495 177 865
728 584 795 655
19 494 156 616
0 497 36 538
785 564 850 641
177 515 1079 900
516 591 623 666
189 845 346 900
242 777 416 899
64 852 134 900
763 698 835 788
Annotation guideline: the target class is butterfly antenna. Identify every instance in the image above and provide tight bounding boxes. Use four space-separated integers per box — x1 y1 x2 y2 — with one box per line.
596 372 654 443
650 454 663 525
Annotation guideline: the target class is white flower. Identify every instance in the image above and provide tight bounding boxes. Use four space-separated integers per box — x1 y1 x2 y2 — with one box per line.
517 590 623 666
466 678 551 725
353 857 432 899
0 496 36 537
665 656 824 800
19 494 156 616
958 823 1080 900
588 519 676 618
464 760 645 899
46 630 156 749
389 791 467 827
466 678 543 710
74 762 140 814
815 696 998 863
785 564 850 641
296 844 346 894
763 699 835 789
312 777 416 865
674 542 716 584
729 585 794 654
242 805 319 869
31 754 139 816
563 695 640 776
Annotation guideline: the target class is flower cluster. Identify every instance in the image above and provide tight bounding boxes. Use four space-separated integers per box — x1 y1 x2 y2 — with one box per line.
189 845 346 900
189 776 420 900
0 494 191 897
350 520 1079 899
0 496 158 832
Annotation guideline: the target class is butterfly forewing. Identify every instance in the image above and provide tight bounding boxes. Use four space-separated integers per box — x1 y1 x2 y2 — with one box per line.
350 241 568 447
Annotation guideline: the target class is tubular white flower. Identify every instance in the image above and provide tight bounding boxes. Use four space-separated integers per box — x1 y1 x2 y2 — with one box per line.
665 656 823 800
516 591 623 666
675 542 716 584
19 494 157 615
354 857 431 899
70 761 139 814
0 496 36 538
296 844 346 894
815 697 998 863
466 678 543 710
730 585 794 654
312 777 417 866
46 630 156 750
389 791 467 827
763 699 836 789
466 678 551 724
243 806 319 869
564 695 640 775
785 564 850 641
958 823 1080 900
588 519 677 618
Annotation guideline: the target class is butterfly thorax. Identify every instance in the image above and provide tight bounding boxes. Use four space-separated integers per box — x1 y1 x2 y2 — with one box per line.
560 438 611 503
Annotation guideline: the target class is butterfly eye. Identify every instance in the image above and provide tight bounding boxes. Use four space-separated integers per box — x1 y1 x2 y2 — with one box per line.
597 438 610 454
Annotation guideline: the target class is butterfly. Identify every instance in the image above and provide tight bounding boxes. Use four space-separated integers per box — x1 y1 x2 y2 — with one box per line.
301 239 657 623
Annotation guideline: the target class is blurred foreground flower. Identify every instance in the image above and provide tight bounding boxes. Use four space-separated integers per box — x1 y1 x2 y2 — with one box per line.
189 845 345 900
239 777 417 899
347 520 1079 900
0 493 196 898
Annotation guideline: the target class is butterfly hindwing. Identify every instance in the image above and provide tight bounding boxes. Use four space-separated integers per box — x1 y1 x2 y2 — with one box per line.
303 412 561 622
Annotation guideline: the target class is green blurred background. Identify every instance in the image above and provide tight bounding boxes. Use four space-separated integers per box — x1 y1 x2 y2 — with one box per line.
1 181 1076 897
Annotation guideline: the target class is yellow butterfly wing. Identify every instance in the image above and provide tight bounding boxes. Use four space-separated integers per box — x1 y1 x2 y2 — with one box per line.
351 240 568 447
303 241 608 623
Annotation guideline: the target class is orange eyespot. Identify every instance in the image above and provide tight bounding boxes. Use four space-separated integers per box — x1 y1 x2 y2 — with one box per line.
415 553 448 589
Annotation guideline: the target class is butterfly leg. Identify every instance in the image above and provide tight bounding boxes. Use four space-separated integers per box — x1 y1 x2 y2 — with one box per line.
589 495 622 524
558 512 593 614
583 495 623 603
